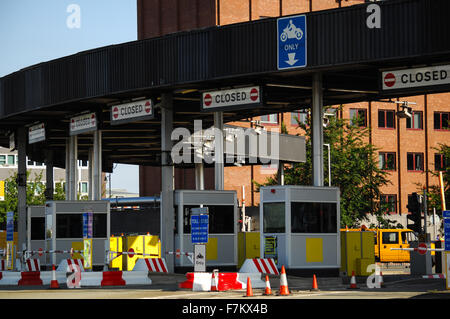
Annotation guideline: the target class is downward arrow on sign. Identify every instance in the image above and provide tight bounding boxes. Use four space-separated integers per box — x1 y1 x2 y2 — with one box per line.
286 53 298 66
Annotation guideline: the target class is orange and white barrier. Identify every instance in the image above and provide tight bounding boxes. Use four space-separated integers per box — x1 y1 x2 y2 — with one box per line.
133 258 168 273
179 272 265 291
239 258 279 275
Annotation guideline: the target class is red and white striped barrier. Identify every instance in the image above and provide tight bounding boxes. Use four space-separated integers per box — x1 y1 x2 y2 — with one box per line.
25 259 41 272
56 259 85 272
133 258 168 273
239 258 279 275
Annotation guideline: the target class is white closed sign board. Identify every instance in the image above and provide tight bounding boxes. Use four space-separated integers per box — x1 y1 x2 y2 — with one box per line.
110 99 154 125
28 123 45 144
382 64 450 90
201 86 262 111
70 113 97 136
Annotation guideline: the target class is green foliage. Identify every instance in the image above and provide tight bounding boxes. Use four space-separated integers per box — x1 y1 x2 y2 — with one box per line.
261 105 391 228
0 171 66 224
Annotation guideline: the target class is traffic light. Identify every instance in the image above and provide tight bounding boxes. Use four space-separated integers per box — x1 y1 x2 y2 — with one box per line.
406 192 422 233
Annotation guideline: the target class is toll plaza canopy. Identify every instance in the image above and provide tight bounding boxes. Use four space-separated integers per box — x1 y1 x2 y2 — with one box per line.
0 0 449 171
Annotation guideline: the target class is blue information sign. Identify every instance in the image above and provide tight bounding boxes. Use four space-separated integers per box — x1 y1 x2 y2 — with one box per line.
277 15 307 70
443 210 450 218
191 209 209 244
445 218 450 251
83 212 93 239
6 211 14 242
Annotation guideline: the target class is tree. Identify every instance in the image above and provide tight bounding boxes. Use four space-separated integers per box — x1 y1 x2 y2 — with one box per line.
0 171 66 225
259 105 391 228
427 144 449 214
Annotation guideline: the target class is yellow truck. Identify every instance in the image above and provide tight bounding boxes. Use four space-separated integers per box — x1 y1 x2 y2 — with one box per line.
342 228 434 263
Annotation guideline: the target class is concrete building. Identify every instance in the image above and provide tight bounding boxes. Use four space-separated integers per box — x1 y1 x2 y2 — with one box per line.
0 146 90 199
136 0 448 234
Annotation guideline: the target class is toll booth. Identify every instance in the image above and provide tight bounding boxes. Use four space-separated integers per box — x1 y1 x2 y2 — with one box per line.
260 185 340 276
44 200 110 269
174 190 238 271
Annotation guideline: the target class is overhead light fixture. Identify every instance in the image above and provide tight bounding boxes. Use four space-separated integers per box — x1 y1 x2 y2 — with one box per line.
266 83 312 90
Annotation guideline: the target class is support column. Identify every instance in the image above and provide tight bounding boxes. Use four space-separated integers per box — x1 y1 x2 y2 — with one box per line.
66 136 78 200
214 112 224 190
92 130 102 200
17 127 27 253
195 163 204 190
311 73 324 187
45 150 54 200
160 93 175 273
88 147 93 200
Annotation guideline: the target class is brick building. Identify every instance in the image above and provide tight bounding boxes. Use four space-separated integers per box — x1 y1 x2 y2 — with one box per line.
137 0 449 232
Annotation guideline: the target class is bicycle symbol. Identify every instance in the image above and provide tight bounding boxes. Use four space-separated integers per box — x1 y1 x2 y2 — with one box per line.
280 20 303 42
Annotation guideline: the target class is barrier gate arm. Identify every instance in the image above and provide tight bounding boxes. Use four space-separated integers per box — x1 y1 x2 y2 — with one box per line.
391 248 445 252
166 250 194 264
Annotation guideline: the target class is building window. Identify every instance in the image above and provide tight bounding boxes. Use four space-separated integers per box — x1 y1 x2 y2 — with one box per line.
7 155 15 165
260 114 278 124
406 111 423 130
407 152 424 171
435 153 447 171
350 108 367 127
79 182 89 194
378 110 395 129
0 155 5 165
291 110 308 126
434 112 449 130
380 194 397 214
379 152 396 171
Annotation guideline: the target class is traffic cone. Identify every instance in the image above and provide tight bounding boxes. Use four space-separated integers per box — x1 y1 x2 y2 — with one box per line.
348 270 359 289
245 277 254 297
50 264 59 289
263 275 272 295
310 274 320 292
211 272 218 292
278 265 290 296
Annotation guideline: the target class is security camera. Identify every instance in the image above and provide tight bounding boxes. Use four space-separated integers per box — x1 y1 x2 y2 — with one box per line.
395 101 415 119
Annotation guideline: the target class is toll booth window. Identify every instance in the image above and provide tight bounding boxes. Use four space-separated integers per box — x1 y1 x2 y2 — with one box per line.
263 203 285 233
209 205 234 233
92 214 107 238
30 217 45 240
291 202 337 233
56 214 83 238
182 205 234 234
381 232 398 244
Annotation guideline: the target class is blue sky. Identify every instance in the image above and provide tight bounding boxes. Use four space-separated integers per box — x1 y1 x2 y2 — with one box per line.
0 0 140 193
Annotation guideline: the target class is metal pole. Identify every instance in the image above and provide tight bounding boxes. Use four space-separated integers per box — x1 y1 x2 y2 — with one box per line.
17 127 27 254
195 163 204 190
160 93 175 273
423 188 428 240
311 73 324 187
214 112 224 190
